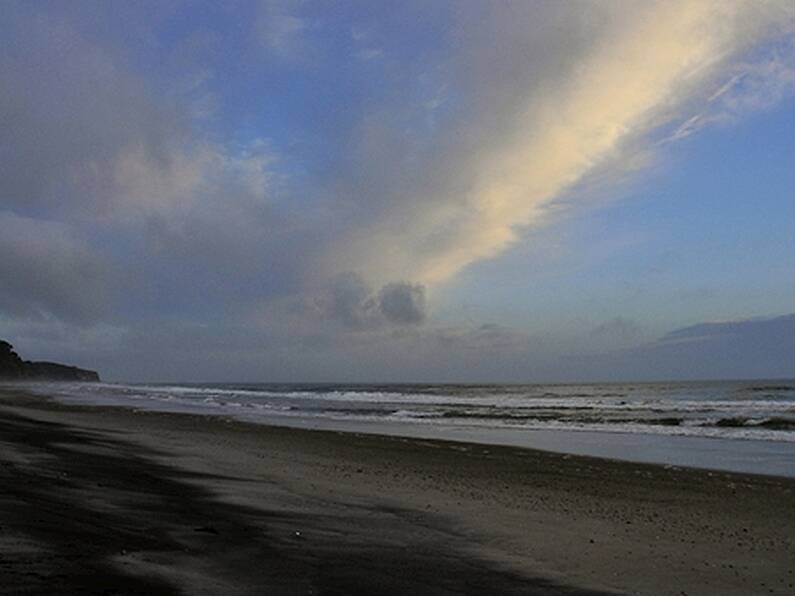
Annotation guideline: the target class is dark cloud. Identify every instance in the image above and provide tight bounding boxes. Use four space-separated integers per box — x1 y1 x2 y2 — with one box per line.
0 213 110 323
318 272 376 329
315 273 426 330
0 4 314 325
378 283 426 325
0 4 185 217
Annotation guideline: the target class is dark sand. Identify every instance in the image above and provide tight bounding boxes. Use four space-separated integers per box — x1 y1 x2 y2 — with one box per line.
0 389 792 595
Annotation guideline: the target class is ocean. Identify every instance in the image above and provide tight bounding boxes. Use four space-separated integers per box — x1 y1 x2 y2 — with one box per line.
19 379 795 477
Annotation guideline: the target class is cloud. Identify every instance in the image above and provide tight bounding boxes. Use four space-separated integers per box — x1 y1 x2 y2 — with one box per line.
655 314 795 350
2 2 794 383
0 213 110 323
0 5 196 219
0 5 279 222
0 6 313 322
257 0 308 58
315 272 374 329
329 1 795 287
102 318 546 383
664 35 795 142
378 283 426 325
572 314 795 381
313 273 426 330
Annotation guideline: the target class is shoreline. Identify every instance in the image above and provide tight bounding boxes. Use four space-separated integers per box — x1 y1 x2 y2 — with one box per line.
214 415 795 479
1 389 793 594
20 381 795 478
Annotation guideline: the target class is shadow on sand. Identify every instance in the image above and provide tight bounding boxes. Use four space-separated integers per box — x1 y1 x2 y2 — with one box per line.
0 408 615 595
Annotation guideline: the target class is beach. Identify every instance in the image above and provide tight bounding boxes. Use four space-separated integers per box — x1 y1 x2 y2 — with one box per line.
0 388 793 595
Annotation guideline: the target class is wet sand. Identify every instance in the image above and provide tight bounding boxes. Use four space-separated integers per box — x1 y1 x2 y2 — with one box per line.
0 388 793 595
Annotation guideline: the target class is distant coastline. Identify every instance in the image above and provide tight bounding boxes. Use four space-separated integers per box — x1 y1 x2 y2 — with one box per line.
0 340 99 382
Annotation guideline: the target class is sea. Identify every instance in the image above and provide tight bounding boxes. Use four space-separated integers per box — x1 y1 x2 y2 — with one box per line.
20 379 795 478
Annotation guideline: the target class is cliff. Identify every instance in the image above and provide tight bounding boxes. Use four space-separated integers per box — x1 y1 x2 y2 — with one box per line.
0 340 100 382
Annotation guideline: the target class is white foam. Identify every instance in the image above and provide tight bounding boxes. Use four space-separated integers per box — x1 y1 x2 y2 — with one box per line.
17 380 795 444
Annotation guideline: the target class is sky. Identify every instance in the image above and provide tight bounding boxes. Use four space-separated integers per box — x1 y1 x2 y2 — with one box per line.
2 0 795 383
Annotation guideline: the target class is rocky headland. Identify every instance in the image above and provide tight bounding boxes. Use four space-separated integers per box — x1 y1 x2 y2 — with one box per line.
0 340 100 381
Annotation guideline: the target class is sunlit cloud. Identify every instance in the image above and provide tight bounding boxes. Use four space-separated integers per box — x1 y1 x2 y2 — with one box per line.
336 1 795 287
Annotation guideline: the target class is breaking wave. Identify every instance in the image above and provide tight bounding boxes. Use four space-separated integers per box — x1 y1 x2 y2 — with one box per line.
17 379 795 443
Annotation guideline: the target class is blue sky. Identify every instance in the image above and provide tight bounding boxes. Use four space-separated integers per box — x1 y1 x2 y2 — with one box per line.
2 1 794 382
441 93 795 333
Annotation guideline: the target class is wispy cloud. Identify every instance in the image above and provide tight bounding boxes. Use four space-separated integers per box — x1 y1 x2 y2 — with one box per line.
664 37 795 142
256 0 308 58
333 1 795 287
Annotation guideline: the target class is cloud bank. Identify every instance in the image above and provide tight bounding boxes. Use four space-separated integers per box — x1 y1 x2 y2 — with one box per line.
573 314 795 381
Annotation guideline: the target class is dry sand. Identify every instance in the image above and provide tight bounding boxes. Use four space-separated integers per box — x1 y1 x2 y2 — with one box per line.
0 388 792 595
